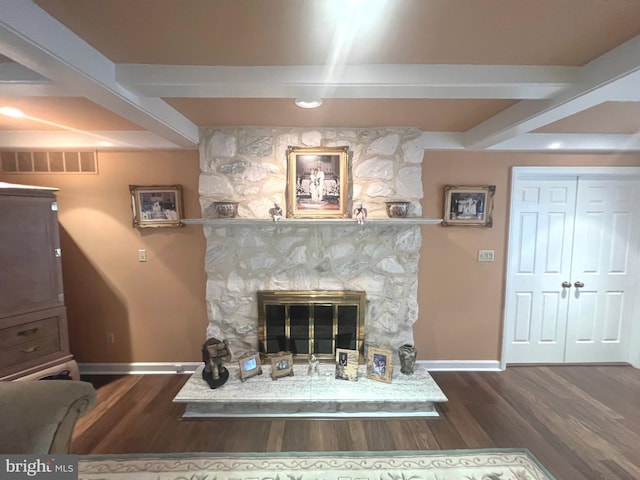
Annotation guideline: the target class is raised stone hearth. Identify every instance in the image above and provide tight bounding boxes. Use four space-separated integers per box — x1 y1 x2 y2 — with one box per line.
174 363 447 418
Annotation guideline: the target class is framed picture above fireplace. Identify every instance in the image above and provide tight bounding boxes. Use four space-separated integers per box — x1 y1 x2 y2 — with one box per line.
286 146 349 219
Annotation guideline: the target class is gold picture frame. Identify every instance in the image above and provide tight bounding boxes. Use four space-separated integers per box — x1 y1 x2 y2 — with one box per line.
442 185 495 227
366 346 393 383
238 351 262 382
270 352 294 380
129 185 184 228
286 146 349 219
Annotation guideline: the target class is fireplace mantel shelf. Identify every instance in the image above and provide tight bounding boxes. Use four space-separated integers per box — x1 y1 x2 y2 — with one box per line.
182 218 443 226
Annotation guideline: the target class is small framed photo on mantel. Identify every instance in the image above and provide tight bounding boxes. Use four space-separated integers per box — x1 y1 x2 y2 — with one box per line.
443 185 495 227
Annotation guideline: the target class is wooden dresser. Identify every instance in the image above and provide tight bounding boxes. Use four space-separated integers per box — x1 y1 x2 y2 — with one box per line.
0 183 78 380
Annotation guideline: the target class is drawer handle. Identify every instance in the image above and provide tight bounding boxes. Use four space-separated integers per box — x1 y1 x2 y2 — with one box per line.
17 328 39 337
21 346 40 354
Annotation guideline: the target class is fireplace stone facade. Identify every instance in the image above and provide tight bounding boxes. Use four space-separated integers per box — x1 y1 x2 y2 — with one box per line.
199 127 424 357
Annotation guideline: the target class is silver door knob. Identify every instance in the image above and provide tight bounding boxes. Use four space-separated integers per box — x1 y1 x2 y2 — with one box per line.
574 281 584 288
561 281 571 288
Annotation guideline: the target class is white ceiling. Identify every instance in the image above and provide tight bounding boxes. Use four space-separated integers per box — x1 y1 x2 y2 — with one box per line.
0 0 639 152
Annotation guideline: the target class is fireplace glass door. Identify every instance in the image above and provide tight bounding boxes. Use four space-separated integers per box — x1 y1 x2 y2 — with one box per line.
258 290 365 362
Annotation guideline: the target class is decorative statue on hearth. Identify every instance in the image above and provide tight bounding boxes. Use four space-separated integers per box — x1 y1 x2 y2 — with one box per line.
308 354 320 377
201 337 232 389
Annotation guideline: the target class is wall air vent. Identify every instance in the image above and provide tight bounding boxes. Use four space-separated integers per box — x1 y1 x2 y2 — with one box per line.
0 151 98 174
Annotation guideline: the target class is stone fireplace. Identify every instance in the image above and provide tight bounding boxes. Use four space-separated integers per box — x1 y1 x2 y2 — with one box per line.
198 127 424 360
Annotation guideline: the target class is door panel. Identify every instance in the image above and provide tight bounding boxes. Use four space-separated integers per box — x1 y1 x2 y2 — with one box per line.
503 180 577 363
564 180 639 363
540 292 561 342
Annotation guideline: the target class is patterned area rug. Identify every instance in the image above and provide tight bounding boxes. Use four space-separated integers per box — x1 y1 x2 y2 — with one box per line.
79 449 555 480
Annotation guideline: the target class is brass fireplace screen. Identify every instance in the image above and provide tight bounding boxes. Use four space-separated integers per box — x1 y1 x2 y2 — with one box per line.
257 290 366 362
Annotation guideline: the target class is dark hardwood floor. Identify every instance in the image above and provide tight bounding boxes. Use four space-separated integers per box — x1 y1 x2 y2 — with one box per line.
72 365 640 480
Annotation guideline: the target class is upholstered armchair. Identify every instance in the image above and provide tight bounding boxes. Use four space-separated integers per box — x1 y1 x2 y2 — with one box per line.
0 380 96 454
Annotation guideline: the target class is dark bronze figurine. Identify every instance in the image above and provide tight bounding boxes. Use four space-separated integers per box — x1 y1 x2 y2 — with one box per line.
201 337 231 388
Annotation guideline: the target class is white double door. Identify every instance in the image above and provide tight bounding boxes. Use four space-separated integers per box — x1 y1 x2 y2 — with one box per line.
503 168 640 365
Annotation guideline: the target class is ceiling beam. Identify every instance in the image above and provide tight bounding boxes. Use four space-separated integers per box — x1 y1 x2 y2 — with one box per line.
0 62 76 96
1 129 637 152
490 133 640 152
417 132 640 152
0 0 198 147
0 62 48 84
0 130 185 149
463 35 640 149
116 64 577 100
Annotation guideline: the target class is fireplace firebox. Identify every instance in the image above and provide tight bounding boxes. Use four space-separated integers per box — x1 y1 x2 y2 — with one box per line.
257 290 366 362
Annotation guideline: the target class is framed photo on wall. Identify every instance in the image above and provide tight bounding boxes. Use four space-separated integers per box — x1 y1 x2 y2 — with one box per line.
366 346 393 383
286 146 349 219
130 185 184 228
442 185 495 227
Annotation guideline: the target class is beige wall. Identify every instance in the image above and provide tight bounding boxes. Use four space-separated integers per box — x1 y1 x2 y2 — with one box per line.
0 150 208 363
2 149 640 363
417 150 640 361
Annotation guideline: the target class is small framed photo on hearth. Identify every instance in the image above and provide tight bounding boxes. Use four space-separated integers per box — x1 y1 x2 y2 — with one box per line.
335 348 359 381
366 346 393 383
238 351 262 382
270 352 294 380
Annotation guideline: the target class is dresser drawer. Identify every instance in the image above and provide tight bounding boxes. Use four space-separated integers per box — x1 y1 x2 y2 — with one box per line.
0 334 61 368
0 316 59 349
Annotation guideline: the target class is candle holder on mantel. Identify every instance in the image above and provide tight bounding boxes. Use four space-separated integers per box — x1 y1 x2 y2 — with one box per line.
213 201 239 218
385 201 410 218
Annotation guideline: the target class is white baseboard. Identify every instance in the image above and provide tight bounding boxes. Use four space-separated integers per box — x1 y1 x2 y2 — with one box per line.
79 362 201 375
79 360 502 375
416 360 502 371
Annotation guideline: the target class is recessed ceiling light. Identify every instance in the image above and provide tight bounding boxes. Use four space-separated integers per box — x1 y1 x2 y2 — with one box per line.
0 107 25 118
548 142 562 150
295 98 323 109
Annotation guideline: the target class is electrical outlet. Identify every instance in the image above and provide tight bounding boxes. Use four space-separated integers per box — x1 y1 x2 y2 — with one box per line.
138 249 147 262
478 250 495 262
106 332 115 344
